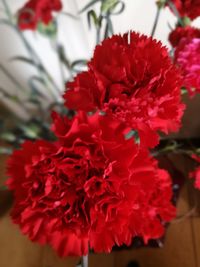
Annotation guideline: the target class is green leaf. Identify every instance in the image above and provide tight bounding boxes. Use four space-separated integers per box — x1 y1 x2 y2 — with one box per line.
28 76 47 99
10 56 42 69
37 21 57 38
125 130 140 143
0 132 16 142
101 0 118 14
87 10 100 28
71 60 88 69
71 60 88 73
19 124 40 139
0 87 20 102
109 1 125 15
79 0 101 13
104 17 113 38
167 0 183 26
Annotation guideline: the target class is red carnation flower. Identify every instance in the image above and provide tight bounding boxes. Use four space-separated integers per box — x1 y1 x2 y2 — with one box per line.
175 37 200 95
64 32 185 148
190 154 200 189
18 0 62 30
167 0 200 20
7 112 176 257
169 26 200 47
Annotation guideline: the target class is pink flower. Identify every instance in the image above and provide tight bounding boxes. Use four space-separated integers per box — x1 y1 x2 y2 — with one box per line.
175 38 200 95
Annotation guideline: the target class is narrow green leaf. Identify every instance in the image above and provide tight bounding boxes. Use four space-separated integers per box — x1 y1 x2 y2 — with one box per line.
19 124 40 139
87 10 99 28
10 56 41 69
0 132 16 142
0 64 25 91
104 17 113 38
28 76 48 99
71 60 88 69
110 1 125 15
101 0 118 13
0 87 20 102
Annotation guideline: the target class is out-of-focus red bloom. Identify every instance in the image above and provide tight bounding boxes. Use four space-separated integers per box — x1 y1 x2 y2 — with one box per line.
17 0 62 30
64 32 185 148
190 154 200 189
168 0 200 20
7 112 176 257
175 38 200 95
169 26 200 47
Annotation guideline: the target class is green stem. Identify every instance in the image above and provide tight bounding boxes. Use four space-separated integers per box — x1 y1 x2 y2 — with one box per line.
151 6 161 37
167 0 184 26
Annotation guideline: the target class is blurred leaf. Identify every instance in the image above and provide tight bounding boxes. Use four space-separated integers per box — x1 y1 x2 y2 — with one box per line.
109 1 125 15
0 64 25 91
19 124 40 139
101 0 118 13
57 45 71 69
37 21 57 38
0 18 13 27
0 87 20 103
1 0 13 21
87 10 100 28
79 0 101 13
181 87 188 95
28 76 47 99
10 56 42 70
104 17 113 38
71 60 88 73
71 60 88 68
0 132 16 142
167 0 183 26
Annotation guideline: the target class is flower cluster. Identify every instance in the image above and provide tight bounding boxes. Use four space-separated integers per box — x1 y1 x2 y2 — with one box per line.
7 31 182 256
169 26 200 96
167 0 200 20
64 32 185 148
17 0 62 30
169 26 200 48
7 112 176 257
175 37 200 95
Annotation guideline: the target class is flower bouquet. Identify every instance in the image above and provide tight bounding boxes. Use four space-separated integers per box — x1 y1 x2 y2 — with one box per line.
1 0 200 266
